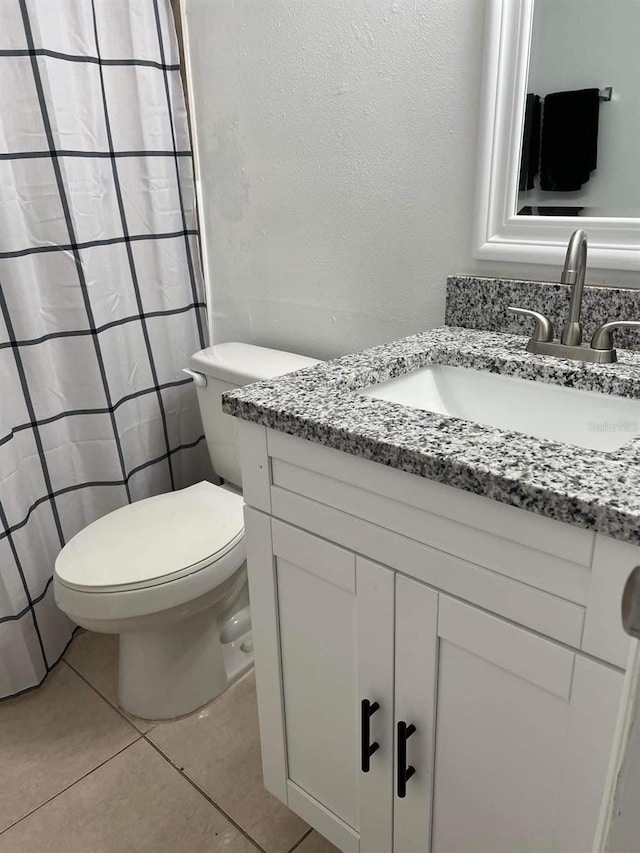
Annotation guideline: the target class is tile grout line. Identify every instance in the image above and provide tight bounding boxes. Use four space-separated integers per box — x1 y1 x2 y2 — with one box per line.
62 657 157 735
63 658 311 853
36 660 270 853
285 827 314 852
0 738 142 836
0 660 143 836
142 735 274 853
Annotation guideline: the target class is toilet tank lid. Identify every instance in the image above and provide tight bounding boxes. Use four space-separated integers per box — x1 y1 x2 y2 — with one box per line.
189 342 321 386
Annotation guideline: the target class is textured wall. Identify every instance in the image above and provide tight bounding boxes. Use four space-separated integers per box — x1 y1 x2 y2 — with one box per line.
183 0 639 360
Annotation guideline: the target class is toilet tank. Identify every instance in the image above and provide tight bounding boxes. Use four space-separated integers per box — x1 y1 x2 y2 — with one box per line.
188 343 321 488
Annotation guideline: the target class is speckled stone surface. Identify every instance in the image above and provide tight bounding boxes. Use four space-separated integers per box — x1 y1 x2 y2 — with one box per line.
223 327 640 544
446 276 640 351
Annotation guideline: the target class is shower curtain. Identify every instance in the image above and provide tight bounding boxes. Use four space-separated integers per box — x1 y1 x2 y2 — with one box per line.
0 0 211 699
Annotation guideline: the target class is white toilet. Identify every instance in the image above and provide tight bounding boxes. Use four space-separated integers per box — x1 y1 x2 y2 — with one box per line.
54 343 319 720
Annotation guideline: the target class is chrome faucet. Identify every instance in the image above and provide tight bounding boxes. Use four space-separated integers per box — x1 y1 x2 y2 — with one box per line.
508 229 640 364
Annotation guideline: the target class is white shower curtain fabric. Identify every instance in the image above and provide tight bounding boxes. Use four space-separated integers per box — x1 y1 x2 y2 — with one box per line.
0 0 211 699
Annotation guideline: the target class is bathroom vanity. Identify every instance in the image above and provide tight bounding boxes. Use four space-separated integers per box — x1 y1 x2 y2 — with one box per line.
223 282 640 853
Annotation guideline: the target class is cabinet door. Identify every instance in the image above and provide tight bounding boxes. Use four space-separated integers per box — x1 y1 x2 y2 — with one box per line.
245 510 394 853
394 576 623 853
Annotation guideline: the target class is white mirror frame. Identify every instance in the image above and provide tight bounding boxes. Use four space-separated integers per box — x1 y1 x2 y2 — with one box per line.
473 0 639 271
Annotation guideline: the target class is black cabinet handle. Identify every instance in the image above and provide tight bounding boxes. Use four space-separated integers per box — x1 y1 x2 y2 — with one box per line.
361 699 380 772
397 720 416 798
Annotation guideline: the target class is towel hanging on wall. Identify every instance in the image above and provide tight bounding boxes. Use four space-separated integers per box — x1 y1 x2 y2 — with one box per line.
540 88 600 192
519 93 541 191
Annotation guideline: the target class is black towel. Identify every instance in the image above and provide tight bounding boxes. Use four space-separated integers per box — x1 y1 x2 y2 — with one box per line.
519 93 541 191
540 88 600 191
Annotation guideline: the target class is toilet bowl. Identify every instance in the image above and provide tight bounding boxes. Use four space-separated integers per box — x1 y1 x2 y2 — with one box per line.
55 482 251 719
54 343 320 720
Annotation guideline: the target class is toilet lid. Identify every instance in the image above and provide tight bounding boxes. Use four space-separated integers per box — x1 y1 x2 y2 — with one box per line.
55 482 244 591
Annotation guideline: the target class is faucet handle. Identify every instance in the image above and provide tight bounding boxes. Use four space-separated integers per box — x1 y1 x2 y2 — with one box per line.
591 320 640 352
508 307 554 342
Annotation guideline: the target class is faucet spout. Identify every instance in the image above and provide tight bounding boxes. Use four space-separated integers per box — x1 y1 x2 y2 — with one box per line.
560 229 588 346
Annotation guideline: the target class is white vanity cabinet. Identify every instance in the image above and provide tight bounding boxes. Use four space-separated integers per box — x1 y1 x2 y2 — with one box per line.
395 577 623 853
239 423 635 853
246 512 395 853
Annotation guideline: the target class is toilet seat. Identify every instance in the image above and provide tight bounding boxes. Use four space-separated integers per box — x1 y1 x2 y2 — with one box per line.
54 482 247 624
55 481 244 594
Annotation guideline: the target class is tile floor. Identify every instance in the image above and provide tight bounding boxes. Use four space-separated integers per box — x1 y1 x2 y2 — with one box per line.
0 631 340 853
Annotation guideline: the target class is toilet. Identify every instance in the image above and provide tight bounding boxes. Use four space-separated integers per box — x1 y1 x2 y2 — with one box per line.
54 343 320 720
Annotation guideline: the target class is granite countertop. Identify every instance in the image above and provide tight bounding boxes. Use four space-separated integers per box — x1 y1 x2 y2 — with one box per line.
222 326 640 545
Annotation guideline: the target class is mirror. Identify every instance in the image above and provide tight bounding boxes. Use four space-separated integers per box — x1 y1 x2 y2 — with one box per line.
474 0 639 270
517 0 640 219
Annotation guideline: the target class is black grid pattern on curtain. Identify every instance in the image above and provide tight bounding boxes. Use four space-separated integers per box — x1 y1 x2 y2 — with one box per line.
0 0 209 699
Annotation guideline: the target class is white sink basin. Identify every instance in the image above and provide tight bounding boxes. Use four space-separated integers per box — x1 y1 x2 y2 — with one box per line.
361 364 640 452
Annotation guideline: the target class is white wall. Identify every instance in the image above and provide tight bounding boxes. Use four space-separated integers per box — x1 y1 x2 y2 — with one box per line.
183 0 639 360
525 0 640 216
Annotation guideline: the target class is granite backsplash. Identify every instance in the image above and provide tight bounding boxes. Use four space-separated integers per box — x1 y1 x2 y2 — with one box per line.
446 276 640 351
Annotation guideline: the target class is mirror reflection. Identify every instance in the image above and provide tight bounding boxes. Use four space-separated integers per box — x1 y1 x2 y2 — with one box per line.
517 0 640 218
